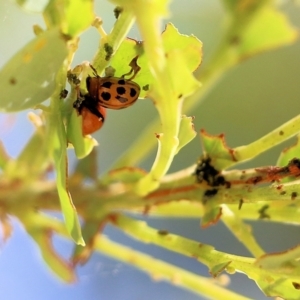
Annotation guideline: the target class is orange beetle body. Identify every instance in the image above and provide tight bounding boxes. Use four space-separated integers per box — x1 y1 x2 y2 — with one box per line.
73 96 106 135
80 103 106 135
73 57 141 135
86 76 140 110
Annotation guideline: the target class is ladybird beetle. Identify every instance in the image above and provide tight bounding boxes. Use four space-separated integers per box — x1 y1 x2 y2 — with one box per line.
73 56 140 134
86 56 141 110
73 96 106 135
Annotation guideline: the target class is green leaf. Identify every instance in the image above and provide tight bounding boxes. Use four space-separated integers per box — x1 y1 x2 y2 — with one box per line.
277 135 300 167
276 135 300 182
72 220 106 265
107 23 202 100
52 114 84 245
67 109 98 159
176 115 196 154
0 28 68 112
140 23 202 99
201 205 222 228
159 49 201 99
256 244 300 270
106 38 150 99
63 0 94 36
254 277 300 300
237 7 298 59
200 129 236 170
162 23 203 72
44 0 94 37
209 261 232 278
107 40 139 74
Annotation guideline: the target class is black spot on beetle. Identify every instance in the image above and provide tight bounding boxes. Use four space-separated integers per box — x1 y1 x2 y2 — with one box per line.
130 88 137 97
101 92 111 101
102 81 113 88
118 79 126 85
116 86 126 95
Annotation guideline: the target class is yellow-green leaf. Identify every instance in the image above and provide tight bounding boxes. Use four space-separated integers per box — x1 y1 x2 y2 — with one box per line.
0 28 68 112
162 23 203 72
44 0 94 37
277 135 300 167
67 109 98 159
237 7 298 59
200 129 236 170
53 115 84 245
176 115 197 154
201 205 222 228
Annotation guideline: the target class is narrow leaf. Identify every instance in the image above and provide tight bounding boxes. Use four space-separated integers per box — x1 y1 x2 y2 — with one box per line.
176 115 196 154
53 117 84 245
67 109 98 159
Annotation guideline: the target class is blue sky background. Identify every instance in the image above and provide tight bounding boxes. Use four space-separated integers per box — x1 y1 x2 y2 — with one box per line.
1 1 300 299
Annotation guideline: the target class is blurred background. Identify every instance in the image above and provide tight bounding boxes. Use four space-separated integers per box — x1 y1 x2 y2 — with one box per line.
0 0 300 299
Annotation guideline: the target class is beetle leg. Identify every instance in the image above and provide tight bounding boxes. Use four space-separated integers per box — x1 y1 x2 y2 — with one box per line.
89 64 100 78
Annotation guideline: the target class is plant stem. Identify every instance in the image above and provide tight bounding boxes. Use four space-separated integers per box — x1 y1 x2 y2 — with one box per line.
92 9 136 73
95 235 251 300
